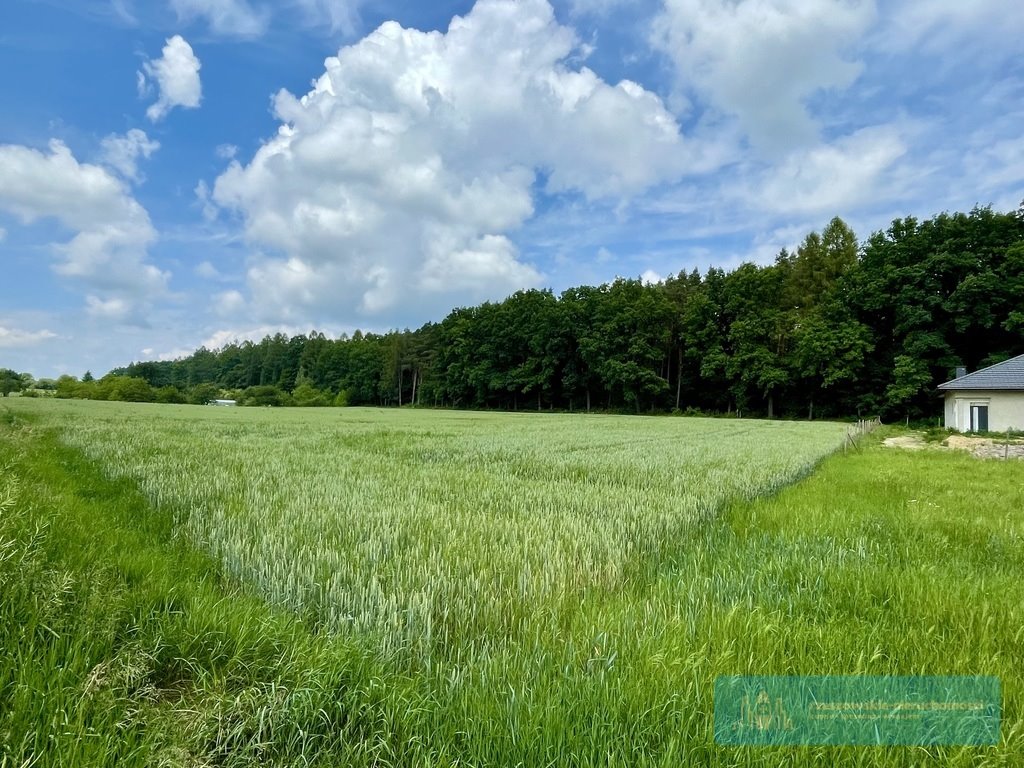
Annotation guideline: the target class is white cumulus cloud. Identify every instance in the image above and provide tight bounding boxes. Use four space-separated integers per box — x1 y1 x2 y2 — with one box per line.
749 124 908 215
640 269 663 285
0 139 167 315
653 0 876 153
212 0 692 324
140 35 202 122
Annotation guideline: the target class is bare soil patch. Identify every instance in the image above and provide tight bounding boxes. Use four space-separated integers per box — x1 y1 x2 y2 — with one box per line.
883 432 1024 460
883 435 926 450
945 434 1024 460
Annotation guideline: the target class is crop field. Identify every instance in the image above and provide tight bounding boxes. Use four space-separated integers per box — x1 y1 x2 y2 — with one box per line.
2 398 1023 766
16 401 846 654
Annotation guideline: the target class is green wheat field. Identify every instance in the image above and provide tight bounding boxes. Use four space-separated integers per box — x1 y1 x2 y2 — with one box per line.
2 399 1022 766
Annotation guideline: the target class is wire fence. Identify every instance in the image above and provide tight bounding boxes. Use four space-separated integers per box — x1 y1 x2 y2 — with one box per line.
844 416 882 453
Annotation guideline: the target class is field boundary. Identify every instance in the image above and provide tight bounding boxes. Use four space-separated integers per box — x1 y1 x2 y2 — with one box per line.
843 416 882 453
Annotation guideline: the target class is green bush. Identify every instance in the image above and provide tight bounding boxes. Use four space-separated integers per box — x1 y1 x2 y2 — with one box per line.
292 381 331 407
97 376 155 403
188 383 221 405
154 385 185 404
55 375 95 400
239 385 290 407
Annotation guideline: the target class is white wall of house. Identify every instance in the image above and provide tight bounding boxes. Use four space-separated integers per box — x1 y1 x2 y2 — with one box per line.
944 391 1024 431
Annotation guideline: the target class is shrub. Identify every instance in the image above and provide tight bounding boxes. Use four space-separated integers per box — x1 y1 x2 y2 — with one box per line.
292 381 331 407
239 385 290 407
154 386 185 404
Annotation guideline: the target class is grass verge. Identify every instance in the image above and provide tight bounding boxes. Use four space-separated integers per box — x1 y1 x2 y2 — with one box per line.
0 407 434 767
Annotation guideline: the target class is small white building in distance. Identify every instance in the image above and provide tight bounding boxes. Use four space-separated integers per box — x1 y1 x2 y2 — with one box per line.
938 353 1024 432
208 399 237 406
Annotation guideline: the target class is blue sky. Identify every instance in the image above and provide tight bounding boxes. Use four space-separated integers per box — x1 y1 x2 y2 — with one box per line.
1 0 1022 378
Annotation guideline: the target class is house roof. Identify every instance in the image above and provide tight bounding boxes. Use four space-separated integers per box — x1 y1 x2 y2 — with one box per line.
938 353 1024 391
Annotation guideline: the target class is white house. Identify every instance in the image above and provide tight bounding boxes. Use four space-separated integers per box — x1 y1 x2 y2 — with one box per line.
937 353 1024 432
208 399 237 407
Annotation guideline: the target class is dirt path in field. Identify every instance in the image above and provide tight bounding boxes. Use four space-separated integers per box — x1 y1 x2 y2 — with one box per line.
883 432 1024 460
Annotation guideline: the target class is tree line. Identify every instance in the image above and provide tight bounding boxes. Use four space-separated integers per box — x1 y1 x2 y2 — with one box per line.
33 205 1024 421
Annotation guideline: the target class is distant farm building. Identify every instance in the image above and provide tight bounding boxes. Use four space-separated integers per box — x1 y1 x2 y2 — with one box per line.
208 399 237 407
938 354 1024 432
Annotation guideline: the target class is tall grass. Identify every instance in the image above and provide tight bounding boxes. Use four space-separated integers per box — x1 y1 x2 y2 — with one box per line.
3 398 1022 766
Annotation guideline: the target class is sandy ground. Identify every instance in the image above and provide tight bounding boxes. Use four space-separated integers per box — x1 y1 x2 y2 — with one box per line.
882 435 927 450
884 432 1024 460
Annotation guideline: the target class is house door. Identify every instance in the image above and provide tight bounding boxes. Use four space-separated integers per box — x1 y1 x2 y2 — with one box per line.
971 405 989 432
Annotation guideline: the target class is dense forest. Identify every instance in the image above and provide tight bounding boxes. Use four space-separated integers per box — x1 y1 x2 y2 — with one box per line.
30 206 1024 421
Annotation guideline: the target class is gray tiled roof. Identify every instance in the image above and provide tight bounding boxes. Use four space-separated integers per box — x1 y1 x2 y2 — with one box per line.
938 353 1024 390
